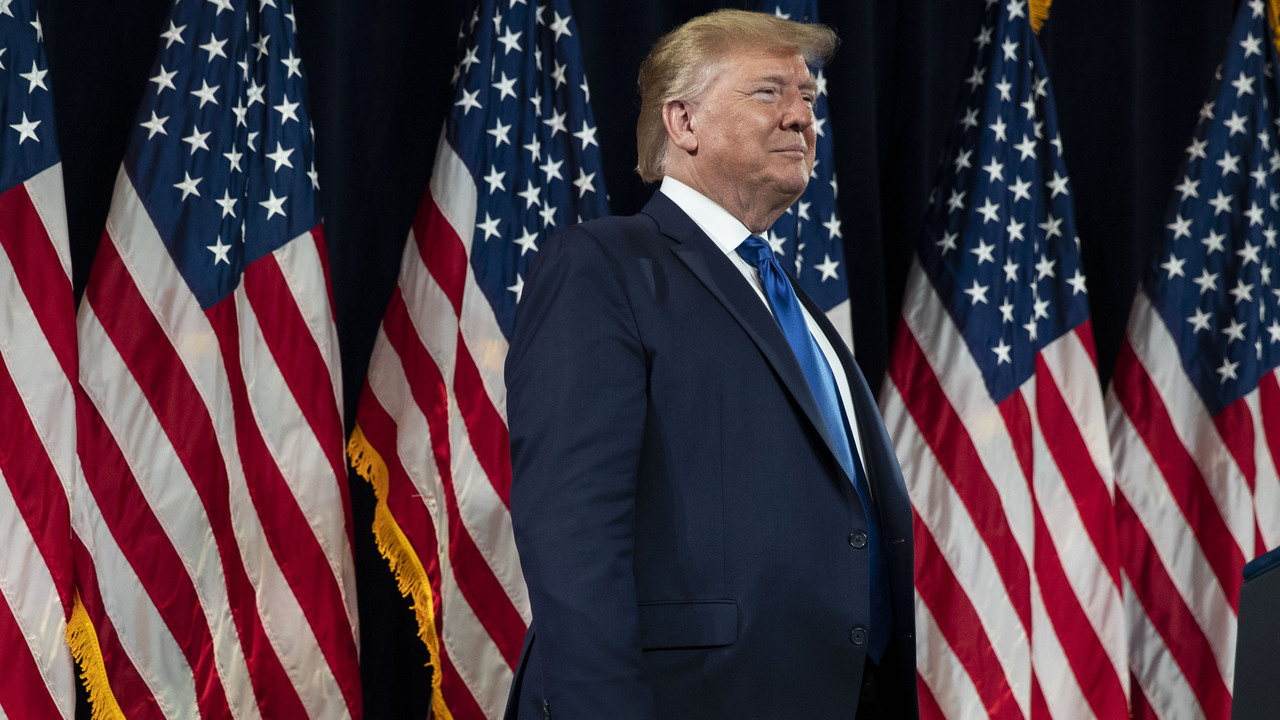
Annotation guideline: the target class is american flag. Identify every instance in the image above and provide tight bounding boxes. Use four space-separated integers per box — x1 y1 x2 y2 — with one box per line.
764 0 851 348
0 1 77 717
70 0 363 716
1106 1 1280 717
346 0 608 716
877 0 1130 717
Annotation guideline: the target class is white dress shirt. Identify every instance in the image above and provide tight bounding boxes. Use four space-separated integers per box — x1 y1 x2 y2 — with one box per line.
660 176 869 472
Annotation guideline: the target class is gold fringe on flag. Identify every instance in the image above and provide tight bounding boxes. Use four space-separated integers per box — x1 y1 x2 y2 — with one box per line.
65 593 125 720
1029 0 1052 33
1269 0 1280 55
348 425 455 720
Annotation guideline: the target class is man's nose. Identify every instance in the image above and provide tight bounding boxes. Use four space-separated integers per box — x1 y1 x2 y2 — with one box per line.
781 91 814 132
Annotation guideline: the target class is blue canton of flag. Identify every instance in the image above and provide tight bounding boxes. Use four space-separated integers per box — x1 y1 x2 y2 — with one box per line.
918 0 1088 403
763 0 848 327
450 0 610 339
129 0 319 310
1148 0 1280 415
0 1 57 192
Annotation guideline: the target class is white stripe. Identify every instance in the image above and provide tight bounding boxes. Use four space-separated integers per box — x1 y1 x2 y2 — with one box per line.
1245 384 1280 549
440 558 514 720
0 467 73 720
914 590 987 719
431 139 509 422
271 233 344 420
236 281 359 639
1029 569 1095 720
24 164 71 281
1041 330 1115 492
824 298 853 353
880 377 1031 716
1123 294 1256 554
68 463 199 720
900 264 1035 561
1122 572 1207 720
233 286 352 719
0 240 76 493
1107 400 1236 684
78 304 261 720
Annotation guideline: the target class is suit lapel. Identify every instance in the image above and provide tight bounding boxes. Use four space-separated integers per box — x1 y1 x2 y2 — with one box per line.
642 193 852 484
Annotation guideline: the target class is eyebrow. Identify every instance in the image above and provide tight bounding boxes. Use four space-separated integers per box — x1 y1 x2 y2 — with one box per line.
751 74 819 92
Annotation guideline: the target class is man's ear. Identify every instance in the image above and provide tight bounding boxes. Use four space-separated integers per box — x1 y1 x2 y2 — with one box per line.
662 99 698 153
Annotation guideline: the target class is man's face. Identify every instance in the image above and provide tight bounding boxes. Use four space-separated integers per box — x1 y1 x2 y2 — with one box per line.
688 46 817 208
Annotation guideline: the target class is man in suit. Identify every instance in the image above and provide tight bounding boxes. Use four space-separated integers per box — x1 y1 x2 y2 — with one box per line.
504 9 916 719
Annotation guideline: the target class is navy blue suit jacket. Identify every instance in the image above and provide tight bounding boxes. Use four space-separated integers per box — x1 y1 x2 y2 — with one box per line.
504 192 917 719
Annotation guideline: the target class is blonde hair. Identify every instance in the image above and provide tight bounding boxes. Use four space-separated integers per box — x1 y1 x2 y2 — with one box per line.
634 9 838 183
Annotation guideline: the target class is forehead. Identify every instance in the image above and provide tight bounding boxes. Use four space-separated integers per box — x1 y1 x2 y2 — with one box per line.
710 45 814 87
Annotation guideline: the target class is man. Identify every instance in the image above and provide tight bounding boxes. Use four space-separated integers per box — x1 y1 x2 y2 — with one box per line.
504 10 916 719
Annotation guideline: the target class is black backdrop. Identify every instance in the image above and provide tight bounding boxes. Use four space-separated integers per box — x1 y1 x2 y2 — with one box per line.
40 0 1239 717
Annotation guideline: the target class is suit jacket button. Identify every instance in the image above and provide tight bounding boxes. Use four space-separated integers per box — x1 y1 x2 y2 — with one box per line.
848 531 867 549
850 626 868 645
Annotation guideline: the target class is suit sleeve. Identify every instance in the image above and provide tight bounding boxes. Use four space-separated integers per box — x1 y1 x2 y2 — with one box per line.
505 225 658 719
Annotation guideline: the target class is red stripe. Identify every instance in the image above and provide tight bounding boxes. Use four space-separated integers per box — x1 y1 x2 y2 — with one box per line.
916 671 945 720
1129 670 1157 720
438 639 489 720
0 181 76 380
76 390 233 719
0 356 74 614
913 516 1024 720
1110 339 1245 602
85 238 303 718
1033 353 1123 589
996 392 1034 485
1029 672 1049 720
1257 372 1280 555
889 319 1032 632
0 584 63 719
206 295 362 719
1213 399 1256 492
309 227 339 326
452 334 513 506
246 245 353 537
415 193 469 315
71 536 164 720
1115 491 1232 718
379 289 527 667
1073 321 1099 367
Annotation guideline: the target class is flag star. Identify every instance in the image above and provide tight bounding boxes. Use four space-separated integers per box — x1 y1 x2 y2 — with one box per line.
516 180 542 209
274 96 300 125
488 118 512 147
19 61 47 93
1229 278 1255 304
1050 132 1064 155
1036 254 1058 279
1039 214 1064 240
173 172 202 200
1266 225 1279 247
281 50 302 78
946 188 965 212
529 89 543 116
983 157 1004 182
1252 164 1268 188
8 112 38 144
970 239 996 264
1224 110 1249 137
260 190 287 219
1160 252 1186 278
988 114 1008 141
475 212 502 241
1014 134 1037 161
960 107 980 130
523 135 543 162
936 230 959 254
512 226 540 256
1003 257 1019 281
1007 0 1026 18
190 79 220 108
1269 318 1280 343
1242 31 1263 57
1245 202 1265 227
766 230 786 254
1009 176 1032 202
1251 0 1265 17
977 196 1001 224
1186 137 1208 160
200 33 228 60
797 200 811 220
266 142 294 171
1238 240 1262 266
1007 218 1025 241
207 236 232 265
149 65 181 96
963 279 990 305
539 203 557 227
1166 213 1192 239
995 78 1012 102
307 164 320 190
1174 175 1199 200
0 0 13 17
539 157 564 182
1033 297 1051 320
211 189 238 219
456 88 482 114
1217 357 1240 384
182 126 211 154
459 45 480 74
483 166 506 193
814 254 840 281
245 79 265 107
992 338 1012 365
1185 307 1213 333
815 71 828 97
544 109 567 136
1067 269 1088 295
549 11 573 40
1193 268 1219 295
999 298 1015 323
953 149 973 172
572 121 599 149
1001 38 1019 61
1023 316 1039 341
508 274 525 302
160 21 186 47
1223 317 1248 345
1200 100 1216 120
823 212 843 240
964 66 986 91
485 73 518 103
1020 96 1037 119
1264 261 1274 286
498 26 523 54
1231 71 1255 97
1209 190 1233 216
551 60 568 88
974 24 993 48
1047 171 1069 198
139 111 168 139
208 0 233 14
572 168 596 197
1203 229 1227 253
224 147 243 173
253 33 271 59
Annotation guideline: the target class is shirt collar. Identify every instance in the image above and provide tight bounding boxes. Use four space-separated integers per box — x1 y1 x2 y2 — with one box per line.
660 176 752 257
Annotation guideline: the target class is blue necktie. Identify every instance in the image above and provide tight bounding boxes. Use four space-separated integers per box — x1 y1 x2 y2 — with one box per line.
736 234 891 662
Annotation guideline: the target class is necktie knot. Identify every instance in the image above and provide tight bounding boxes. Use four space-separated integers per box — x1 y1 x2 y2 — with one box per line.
736 234 774 267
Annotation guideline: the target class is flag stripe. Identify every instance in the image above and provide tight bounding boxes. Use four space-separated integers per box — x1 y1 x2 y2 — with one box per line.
0 179 75 380
0 570 66 720
1257 373 1280 547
